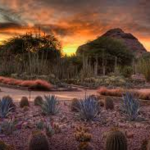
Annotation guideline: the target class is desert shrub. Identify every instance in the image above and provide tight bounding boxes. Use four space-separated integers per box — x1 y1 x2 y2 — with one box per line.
105 97 114 110
41 95 59 115
138 92 150 100
21 79 52 91
137 58 150 82
98 87 124 97
78 96 100 121
98 87 150 100
0 76 52 91
122 92 140 121
20 97 29 108
121 66 133 78
0 97 14 118
29 132 49 150
34 96 43 106
71 98 81 112
106 129 127 150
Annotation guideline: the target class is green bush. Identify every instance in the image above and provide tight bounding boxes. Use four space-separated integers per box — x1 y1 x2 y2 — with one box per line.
121 66 133 78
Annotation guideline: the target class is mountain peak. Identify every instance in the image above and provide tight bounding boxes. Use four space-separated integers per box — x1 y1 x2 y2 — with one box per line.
101 28 147 55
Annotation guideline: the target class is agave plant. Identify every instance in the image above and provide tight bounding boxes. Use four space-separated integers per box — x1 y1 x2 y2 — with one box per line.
78 96 100 121
41 95 59 115
122 92 140 121
45 121 55 137
0 98 13 118
0 118 17 135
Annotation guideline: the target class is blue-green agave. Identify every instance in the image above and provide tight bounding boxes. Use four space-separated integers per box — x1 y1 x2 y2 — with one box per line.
122 92 140 121
78 96 100 121
41 95 59 115
0 98 13 118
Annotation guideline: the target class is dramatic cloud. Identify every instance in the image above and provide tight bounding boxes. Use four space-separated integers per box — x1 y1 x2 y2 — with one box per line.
0 0 150 54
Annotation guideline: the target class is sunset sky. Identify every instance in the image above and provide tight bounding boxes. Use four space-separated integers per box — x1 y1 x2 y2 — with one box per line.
0 0 150 55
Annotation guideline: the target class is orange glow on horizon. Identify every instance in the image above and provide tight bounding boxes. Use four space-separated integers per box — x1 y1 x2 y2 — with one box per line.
0 33 150 55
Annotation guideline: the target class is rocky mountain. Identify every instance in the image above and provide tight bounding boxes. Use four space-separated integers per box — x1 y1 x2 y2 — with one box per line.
77 28 147 56
102 28 147 55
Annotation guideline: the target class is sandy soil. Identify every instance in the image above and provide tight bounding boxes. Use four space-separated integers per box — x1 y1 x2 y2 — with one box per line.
0 86 97 101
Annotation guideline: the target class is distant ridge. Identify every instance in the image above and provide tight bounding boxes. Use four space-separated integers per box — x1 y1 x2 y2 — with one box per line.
77 28 147 56
102 28 147 55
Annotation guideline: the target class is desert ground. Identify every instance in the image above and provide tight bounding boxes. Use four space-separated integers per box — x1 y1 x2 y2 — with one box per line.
1 86 150 150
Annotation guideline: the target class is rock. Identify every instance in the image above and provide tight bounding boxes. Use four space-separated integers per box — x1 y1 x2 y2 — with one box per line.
135 123 143 128
126 131 134 138
118 122 127 128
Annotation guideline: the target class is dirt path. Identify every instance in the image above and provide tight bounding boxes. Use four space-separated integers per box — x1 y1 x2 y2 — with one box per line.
1 86 150 102
0 86 97 101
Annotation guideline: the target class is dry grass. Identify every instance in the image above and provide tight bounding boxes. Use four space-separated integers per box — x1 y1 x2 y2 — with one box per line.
0 76 52 91
97 87 150 100
97 87 124 97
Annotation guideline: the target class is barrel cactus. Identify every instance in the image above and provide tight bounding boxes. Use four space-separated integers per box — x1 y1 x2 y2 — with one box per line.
29 131 49 150
34 96 43 106
71 98 80 112
106 129 127 150
20 97 29 108
105 97 114 110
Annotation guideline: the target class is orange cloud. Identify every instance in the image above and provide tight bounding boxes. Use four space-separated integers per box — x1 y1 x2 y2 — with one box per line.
0 0 150 54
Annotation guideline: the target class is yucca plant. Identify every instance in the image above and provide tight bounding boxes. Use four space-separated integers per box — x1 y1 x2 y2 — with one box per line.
0 98 13 118
41 95 59 115
122 92 140 121
78 96 100 121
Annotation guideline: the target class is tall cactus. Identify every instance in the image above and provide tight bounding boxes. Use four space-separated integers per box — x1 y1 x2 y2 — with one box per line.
106 129 127 150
